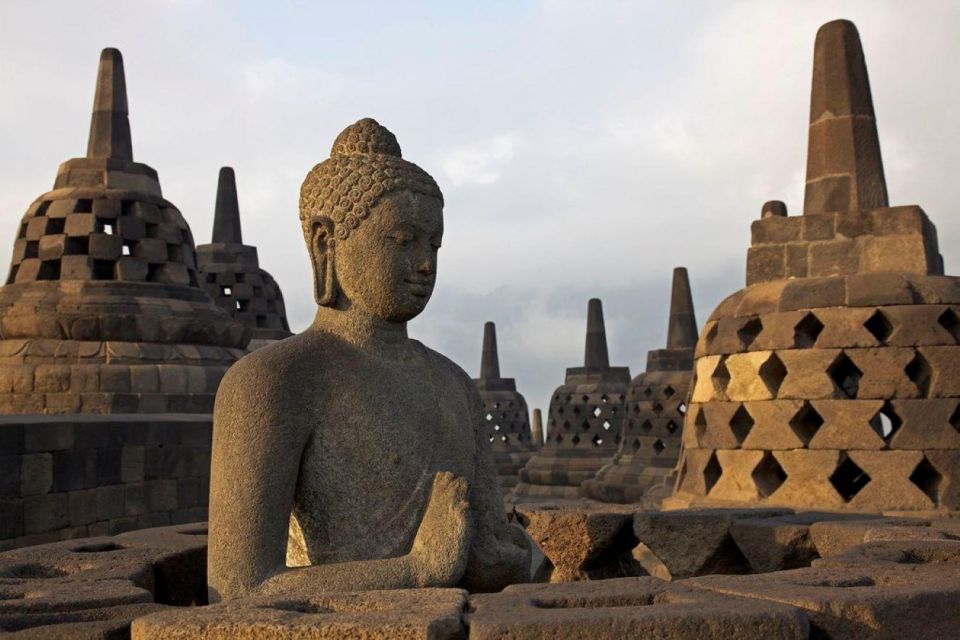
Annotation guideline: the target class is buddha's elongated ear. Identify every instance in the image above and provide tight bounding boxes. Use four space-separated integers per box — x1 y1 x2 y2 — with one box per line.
308 217 338 306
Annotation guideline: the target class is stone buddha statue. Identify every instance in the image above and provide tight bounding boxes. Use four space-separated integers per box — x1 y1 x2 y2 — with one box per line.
207 118 530 602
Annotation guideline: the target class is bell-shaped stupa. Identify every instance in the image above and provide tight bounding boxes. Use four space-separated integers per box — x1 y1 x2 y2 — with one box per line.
583 267 698 503
671 21 960 512
474 321 534 493
197 168 292 350
0 49 249 415
511 299 630 500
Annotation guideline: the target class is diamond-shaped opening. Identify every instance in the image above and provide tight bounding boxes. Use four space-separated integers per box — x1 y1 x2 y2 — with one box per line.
909 456 942 504
485 413 493 421
666 420 678 434
663 386 675 399
652 439 665 454
704 452 723 495
562 420 571 431
631 438 641 453
493 424 501 432
558 406 565 415
643 387 653 398
789 401 824 447
793 312 824 349
937 308 960 344
581 395 589 402
591 434 603 447
501 434 508 443
580 420 590 432
868 402 902 442
758 352 787 397
738 317 763 349
593 406 602 417
555 433 564 444
573 406 581 416
679 402 687 416
711 356 731 396
601 394 609 404
704 322 719 349
829 454 871 502
602 420 611 430
641 419 653 432
632 404 640 414
828 353 862 399
694 408 708 441
863 309 894 344
752 451 787 498
729 405 755 444
571 434 581 446
653 402 663 415
905 351 933 398
488 435 495 443
950 403 960 434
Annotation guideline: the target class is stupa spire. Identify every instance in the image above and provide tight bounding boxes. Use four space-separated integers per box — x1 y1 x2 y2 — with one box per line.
665 267 698 350
86 48 133 161
480 321 501 380
584 298 610 369
804 19 887 215
531 408 544 447
213 167 243 244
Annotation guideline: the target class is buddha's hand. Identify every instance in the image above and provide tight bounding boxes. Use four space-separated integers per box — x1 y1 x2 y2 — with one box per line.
408 471 474 587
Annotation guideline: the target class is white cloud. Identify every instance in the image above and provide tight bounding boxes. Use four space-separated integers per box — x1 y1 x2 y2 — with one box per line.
437 133 520 188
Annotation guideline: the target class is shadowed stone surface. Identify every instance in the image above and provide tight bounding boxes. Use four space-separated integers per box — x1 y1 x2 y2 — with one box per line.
196 167 292 350
583 268 698 504
672 20 960 513
473 322 535 494
512 299 631 500
133 588 467 640
467 578 810 639
207 118 530 603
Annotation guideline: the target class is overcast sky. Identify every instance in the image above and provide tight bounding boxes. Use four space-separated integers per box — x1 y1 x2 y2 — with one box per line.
1 1 958 415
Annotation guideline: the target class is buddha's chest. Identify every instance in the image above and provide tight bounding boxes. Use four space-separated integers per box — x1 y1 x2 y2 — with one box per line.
298 359 478 500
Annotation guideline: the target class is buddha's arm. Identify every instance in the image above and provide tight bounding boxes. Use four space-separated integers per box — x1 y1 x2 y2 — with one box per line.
207 360 309 602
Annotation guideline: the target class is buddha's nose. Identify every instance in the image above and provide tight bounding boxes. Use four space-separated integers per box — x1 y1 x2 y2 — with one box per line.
417 254 435 276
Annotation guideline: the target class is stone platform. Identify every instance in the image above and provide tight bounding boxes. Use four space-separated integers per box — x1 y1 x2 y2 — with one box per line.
1 507 958 638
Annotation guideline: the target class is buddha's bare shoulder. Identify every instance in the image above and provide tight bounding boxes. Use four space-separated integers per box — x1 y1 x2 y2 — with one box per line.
411 340 477 394
214 331 343 417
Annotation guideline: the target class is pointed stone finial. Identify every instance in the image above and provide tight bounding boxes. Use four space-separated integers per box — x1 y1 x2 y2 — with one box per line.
531 408 544 447
804 19 887 215
480 321 501 380
213 167 243 244
86 48 133 161
666 267 698 350
584 298 610 369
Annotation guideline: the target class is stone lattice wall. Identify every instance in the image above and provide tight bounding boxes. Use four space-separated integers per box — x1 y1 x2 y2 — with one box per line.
0 415 210 551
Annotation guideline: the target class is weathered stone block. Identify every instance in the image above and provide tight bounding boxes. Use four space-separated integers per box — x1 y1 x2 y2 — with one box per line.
52 448 97 491
68 488 98 526
808 238 858 276
20 452 52 496
121 446 145 484
23 422 74 452
23 492 68 533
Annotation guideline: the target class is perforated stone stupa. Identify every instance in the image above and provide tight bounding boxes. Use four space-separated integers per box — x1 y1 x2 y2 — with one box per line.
512 299 630 500
0 49 248 416
474 322 534 493
671 20 960 512
196 168 292 350
583 267 698 503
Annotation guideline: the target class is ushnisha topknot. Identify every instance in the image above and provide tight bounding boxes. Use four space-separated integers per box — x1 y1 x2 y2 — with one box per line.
299 118 443 240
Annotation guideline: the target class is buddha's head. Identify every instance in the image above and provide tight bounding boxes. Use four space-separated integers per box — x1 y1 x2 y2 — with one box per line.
300 119 444 322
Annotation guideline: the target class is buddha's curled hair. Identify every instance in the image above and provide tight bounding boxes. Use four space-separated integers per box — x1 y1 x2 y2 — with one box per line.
299 118 443 240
